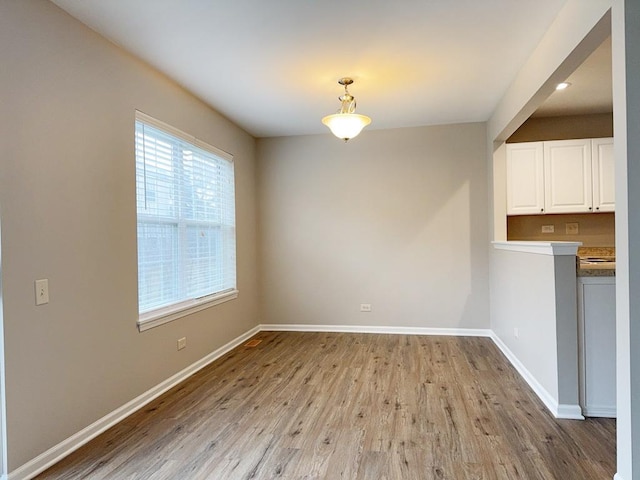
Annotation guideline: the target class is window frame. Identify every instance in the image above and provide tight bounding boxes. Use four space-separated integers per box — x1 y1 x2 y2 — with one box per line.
134 111 238 332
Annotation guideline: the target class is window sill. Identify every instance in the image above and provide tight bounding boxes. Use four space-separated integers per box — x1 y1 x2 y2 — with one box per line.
137 289 239 332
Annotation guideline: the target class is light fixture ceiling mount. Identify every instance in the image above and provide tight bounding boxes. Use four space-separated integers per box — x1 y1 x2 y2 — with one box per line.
322 77 371 142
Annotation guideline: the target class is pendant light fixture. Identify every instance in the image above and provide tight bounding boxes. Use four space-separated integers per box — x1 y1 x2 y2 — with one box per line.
322 77 371 142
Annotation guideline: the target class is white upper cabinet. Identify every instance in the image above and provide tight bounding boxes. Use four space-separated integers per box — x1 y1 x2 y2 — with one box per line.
506 142 544 215
506 137 614 215
544 139 593 214
592 137 615 212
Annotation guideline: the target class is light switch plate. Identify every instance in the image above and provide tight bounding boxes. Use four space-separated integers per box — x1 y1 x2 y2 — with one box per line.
35 279 49 306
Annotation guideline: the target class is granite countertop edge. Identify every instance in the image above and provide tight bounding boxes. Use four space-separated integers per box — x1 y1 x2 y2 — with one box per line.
577 267 615 277
576 246 616 277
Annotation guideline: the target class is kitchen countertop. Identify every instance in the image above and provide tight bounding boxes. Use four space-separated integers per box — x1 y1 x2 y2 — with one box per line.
578 264 615 277
577 246 615 277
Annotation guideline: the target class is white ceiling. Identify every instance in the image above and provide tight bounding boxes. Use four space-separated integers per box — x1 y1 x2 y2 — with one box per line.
51 0 581 138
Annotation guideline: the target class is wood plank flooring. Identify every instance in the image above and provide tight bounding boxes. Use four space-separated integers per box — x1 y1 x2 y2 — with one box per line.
36 332 616 479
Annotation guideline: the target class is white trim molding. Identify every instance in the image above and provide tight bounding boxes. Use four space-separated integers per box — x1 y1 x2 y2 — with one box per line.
9 326 260 480
490 333 584 420
582 406 617 418
492 240 582 256
137 289 239 332
260 324 492 337
556 404 586 420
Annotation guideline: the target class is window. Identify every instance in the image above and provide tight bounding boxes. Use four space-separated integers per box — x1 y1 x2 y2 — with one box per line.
135 111 237 331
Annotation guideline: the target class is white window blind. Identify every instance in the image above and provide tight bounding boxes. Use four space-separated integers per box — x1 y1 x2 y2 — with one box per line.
135 111 236 329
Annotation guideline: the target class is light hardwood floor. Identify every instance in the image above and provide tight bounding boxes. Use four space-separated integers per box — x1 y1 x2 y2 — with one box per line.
36 332 615 479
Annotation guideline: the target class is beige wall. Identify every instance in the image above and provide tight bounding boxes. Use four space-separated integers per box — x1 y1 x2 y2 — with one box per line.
507 113 613 143
489 249 568 412
508 212 615 246
0 0 259 471
257 124 489 330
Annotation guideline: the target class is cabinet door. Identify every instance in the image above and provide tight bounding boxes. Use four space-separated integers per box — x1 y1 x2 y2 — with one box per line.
544 139 592 214
592 138 615 212
506 142 544 215
578 279 616 417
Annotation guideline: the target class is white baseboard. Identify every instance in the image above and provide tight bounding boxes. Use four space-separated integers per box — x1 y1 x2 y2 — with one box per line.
489 333 584 420
260 323 493 337
8 326 261 480
556 404 585 420
582 406 617 418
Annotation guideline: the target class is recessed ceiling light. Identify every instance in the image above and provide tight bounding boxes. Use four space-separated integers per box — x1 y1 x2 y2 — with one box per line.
556 82 571 90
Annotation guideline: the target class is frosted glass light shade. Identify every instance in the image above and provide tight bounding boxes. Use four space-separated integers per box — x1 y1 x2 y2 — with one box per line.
322 113 371 141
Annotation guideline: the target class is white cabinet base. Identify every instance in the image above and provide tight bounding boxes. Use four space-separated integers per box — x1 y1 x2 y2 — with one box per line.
577 276 616 418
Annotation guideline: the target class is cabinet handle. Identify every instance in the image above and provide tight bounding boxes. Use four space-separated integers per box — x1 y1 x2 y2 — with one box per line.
589 207 592 211
540 208 544 212
596 207 600 210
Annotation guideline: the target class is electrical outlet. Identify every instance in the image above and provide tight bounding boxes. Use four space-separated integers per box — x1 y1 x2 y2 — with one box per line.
177 337 187 350
360 304 372 312
541 225 554 234
35 279 49 306
566 223 579 235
